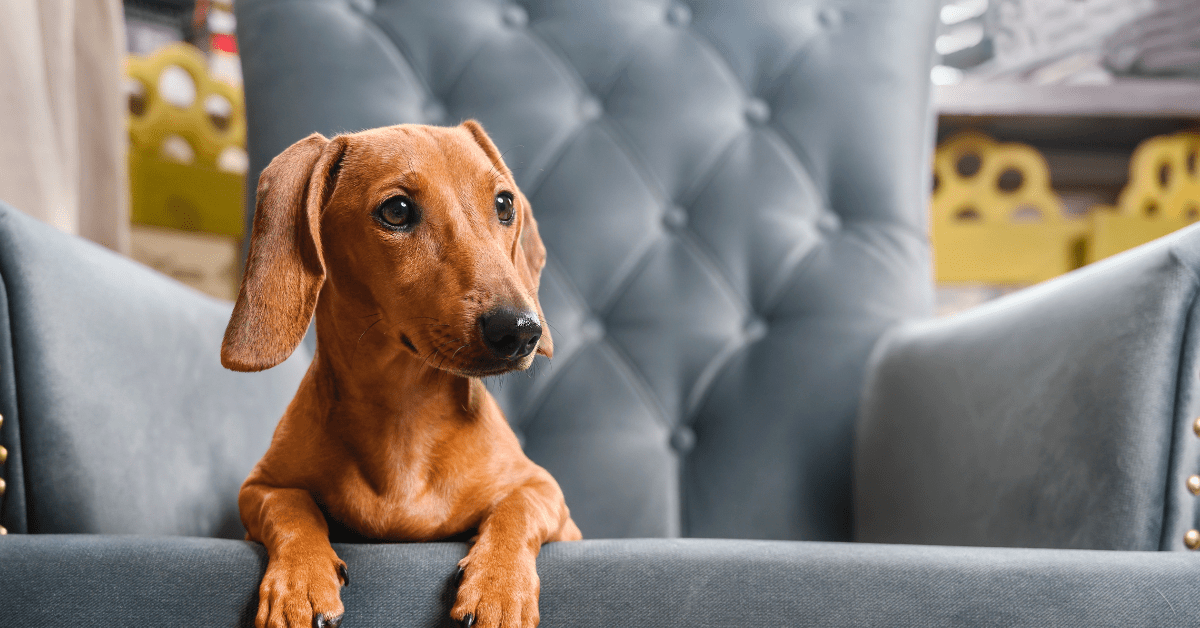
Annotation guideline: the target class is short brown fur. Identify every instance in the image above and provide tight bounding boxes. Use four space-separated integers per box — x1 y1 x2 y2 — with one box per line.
223 122 580 628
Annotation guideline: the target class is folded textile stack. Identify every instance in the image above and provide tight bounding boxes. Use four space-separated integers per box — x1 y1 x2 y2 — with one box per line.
1105 0 1200 77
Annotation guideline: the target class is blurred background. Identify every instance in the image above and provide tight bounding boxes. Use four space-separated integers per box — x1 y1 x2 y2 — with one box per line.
2 0 1200 313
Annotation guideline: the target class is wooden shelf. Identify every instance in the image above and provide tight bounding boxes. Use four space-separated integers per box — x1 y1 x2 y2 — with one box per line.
935 80 1200 118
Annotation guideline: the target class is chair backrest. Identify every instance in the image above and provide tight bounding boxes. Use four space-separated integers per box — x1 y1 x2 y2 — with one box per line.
236 0 937 540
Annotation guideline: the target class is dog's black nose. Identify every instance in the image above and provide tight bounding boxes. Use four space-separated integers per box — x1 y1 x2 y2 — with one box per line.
480 307 542 360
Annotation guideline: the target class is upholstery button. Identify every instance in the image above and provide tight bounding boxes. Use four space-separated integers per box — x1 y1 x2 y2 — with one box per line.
1187 529 1200 550
422 101 446 124
0 445 6 465
816 212 841 232
818 7 843 29
666 3 692 26
743 317 767 342
669 426 696 453
581 317 605 342
579 96 603 121
347 0 376 14
662 205 688 231
503 4 529 28
745 98 770 125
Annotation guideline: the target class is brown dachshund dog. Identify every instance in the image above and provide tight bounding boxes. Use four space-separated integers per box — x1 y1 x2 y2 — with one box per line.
221 121 582 628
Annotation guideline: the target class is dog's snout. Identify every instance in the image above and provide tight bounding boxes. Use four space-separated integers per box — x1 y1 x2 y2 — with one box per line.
480 307 542 360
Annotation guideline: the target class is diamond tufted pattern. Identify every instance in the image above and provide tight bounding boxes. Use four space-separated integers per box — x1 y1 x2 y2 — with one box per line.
237 0 937 541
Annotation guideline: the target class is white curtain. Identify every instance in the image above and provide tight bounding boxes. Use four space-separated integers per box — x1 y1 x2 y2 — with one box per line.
0 0 129 254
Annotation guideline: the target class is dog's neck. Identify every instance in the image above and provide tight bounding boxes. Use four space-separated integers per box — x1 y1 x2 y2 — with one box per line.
304 299 488 434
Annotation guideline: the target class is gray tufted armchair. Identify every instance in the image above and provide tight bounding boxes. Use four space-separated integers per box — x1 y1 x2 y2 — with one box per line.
4 1 1200 626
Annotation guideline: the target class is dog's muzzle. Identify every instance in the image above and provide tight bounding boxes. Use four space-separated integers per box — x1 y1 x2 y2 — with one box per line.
480 307 542 360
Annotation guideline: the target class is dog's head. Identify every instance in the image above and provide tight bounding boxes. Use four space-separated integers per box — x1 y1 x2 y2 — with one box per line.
221 121 552 377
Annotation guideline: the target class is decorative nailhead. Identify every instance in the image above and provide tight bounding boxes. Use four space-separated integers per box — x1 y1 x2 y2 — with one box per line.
0 445 6 465
1186 529 1200 550
1194 416 1200 437
0 526 6 536
1189 475 1200 495
0 477 5 494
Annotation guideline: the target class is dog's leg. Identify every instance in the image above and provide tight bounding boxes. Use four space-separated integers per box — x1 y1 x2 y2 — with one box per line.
241 483 348 628
451 472 578 628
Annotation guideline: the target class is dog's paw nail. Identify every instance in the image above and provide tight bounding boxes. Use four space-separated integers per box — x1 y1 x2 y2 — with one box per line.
338 563 350 586
460 613 475 627
313 612 343 628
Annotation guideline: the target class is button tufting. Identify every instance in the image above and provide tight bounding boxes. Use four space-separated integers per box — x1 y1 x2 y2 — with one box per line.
816 212 841 233
662 205 688 231
580 317 605 342
818 6 843 29
422 101 446 124
347 0 375 14
669 426 696 454
502 4 529 28
745 98 770 125
579 96 603 121
744 317 768 342
666 3 692 26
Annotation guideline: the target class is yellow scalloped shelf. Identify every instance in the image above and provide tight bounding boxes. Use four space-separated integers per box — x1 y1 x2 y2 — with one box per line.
932 132 1087 284
1088 132 1200 263
126 43 246 238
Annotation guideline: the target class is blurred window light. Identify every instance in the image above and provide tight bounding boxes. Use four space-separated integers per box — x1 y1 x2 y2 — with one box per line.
941 0 988 26
936 22 985 56
931 65 965 85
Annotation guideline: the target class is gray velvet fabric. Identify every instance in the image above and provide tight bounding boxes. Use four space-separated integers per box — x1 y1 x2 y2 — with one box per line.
856 225 1200 551
236 0 938 542
4 535 1199 627
0 204 310 537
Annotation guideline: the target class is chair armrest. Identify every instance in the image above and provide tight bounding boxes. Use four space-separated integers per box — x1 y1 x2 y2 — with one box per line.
856 225 1200 551
2 535 1196 626
0 203 310 535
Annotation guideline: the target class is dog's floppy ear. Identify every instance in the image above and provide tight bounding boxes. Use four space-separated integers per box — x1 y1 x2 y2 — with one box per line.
222 133 347 371
461 119 553 358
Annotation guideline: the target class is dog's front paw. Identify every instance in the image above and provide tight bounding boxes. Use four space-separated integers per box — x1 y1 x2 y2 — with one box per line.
256 550 348 628
452 551 540 628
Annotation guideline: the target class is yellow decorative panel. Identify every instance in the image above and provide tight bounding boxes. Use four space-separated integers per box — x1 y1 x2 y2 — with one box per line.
932 132 1086 284
126 43 247 238
1089 132 1200 263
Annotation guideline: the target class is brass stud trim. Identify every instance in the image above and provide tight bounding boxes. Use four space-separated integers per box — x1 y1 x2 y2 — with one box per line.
0 526 6 535
1186 530 1200 550
1194 416 1200 437
0 445 6 465
1189 475 1200 495
0 477 5 494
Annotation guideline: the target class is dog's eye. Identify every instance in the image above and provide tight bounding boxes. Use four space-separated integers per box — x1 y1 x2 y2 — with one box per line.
376 195 418 231
495 192 515 225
